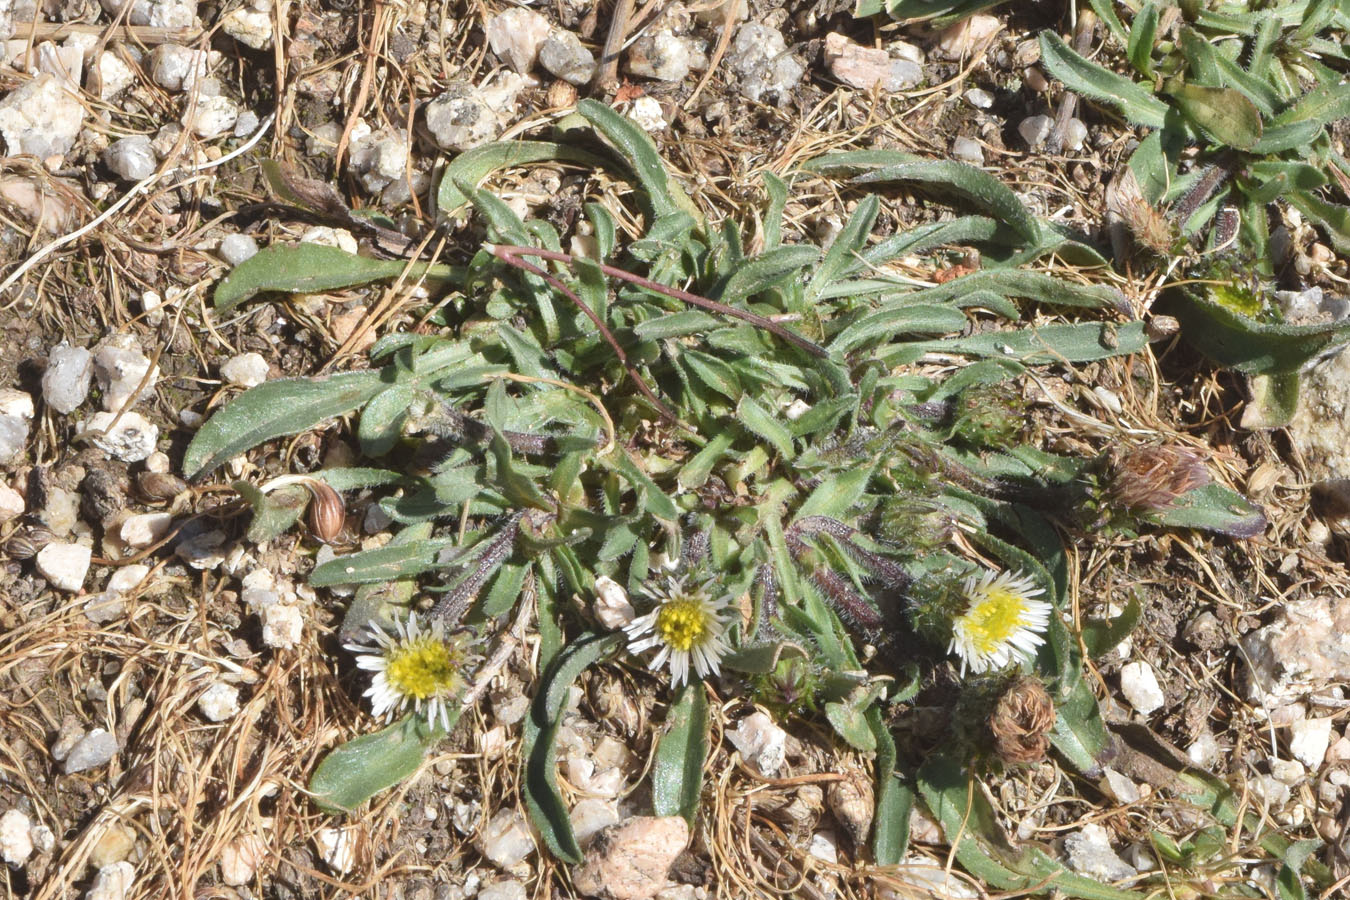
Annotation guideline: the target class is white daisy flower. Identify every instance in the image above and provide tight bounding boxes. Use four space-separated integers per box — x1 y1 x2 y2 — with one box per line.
344 612 469 732
948 569 1052 676
624 576 734 687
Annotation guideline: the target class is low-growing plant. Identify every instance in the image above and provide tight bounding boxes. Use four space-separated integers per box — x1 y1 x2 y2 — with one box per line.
183 101 1293 894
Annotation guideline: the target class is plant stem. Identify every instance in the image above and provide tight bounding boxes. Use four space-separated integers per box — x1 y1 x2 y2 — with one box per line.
486 243 830 359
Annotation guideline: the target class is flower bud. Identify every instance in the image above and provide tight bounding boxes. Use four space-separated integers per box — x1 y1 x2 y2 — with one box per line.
989 675 1056 765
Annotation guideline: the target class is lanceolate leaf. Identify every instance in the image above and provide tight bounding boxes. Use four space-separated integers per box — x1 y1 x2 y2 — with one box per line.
1164 81 1263 151
311 536 460 585
1168 288 1350 374
652 683 709 826
310 714 449 813
184 369 388 478
1039 32 1169 128
1150 482 1267 538
437 141 610 213
214 244 461 311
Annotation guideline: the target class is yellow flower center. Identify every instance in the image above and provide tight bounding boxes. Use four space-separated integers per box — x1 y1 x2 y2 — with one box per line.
960 587 1028 654
385 637 461 700
655 599 711 652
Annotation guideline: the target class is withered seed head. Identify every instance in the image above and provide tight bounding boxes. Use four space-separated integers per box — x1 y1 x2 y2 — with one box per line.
989 675 1056 766
306 481 346 543
138 471 188 502
1107 445 1210 513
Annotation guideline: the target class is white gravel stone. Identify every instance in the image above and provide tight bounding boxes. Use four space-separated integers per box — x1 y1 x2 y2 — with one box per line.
182 94 239 139
39 487 79 536
570 798 620 846
99 0 197 28
1019 114 1053 148
592 575 635 629
94 51 135 99
574 817 687 900
85 861 135 900
348 129 408 195
1063 117 1088 152
823 32 921 92
478 809 535 869
120 513 173 548
1187 731 1220 768
148 44 211 92
934 13 1001 60
726 23 804 104
36 542 92 592
219 834 266 886
425 84 503 152
94 335 158 413
627 31 693 82
221 7 272 49
807 830 838 864
885 855 979 899
1290 716 1333 769
262 603 303 649
727 711 787 776
63 728 118 773
964 87 994 108
197 682 241 722
316 827 356 874
218 233 259 265
1243 595 1350 707
0 74 86 160
628 96 666 132
479 881 526 900
1119 661 1165 715
539 30 595 85
80 411 159 463
220 352 269 388
103 136 157 182
43 343 93 413
0 388 32 463
485 8 550 73
952 137 984 166
1064 823 1137 882
0 809 33 866
300 225 359 254
0 483 23 524
176 529 227 570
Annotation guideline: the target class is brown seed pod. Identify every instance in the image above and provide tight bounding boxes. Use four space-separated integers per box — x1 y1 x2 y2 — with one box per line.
827 769 874 846
138 471 188 502
546 80 578 109
305 480 346 543
1107 444 1210 513
989 675 1056 765
6 526 54 560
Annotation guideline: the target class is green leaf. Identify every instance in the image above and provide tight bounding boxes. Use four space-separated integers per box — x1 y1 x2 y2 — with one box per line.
1039 31 1170 128
678 431 735 491
234 481 307 544
436 141 610 214
523 632 624 864
1242 372 1301 429
868 710 909 865
720 245 820 305
806 194 879 301
852 162 1042 244
794 466 874 521
183 369 387 479
720 640 809 674
1149 482 1267 538
310 713 448 813
1127 3 1159 78
1080 594 1141 658
359 384 417 457
892 320 1149 366
317 467 406 491
830 304 967 353
1164 80 1263 150
214 244 460 312
338 523 429 641
1168 288 1350 374
737 396 795 458
480 562 529 619
652 683 708 826
577 99 692 219
762 171 788 250
1051 674 1110 771
312 536 458 585
634 310 721 340
824 682 887 751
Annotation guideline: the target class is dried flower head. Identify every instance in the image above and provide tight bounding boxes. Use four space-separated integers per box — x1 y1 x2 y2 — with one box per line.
624 576 733 687
989 675 1057 765
949 569 1051 676
1108 445 1210 513
345 612 470 732
306 480 347 543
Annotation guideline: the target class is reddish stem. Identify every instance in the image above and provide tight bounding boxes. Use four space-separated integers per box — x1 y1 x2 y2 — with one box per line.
486 243 829 359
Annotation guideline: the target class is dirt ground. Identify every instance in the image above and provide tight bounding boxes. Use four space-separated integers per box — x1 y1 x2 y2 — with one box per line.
2 1 1349 899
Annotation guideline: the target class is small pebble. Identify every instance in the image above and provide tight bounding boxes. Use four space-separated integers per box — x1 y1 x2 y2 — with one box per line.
121 513 173 548
1018 114 1053 149
89 823 135 866
477 809 535 869
570 798 620 846
220 352 269 388
627 31 694 82
478 881 527 900
951 137 984 166
197 682 241 722
539 30 596 85
1119 661 1165 715
218 233 259 266
0 809 33 866
35 542 92 592
219 834 267 886
102 136 157 182
43 343 94 414
485 8 550 73
592 576 635 630
262 603 303 649
1290 716 1333 769
726 22 804 104
727 711 787 776
0 483 24 524
80 411 159 463
316 827 356 874
628 96 666 132
964 87 994 108
85 862 135 900
63 728 118 774
1062 117 1088 152
0 389 33 464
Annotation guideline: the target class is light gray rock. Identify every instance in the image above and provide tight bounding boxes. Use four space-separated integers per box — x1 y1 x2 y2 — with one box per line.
1119 661 1165 714
148 43 211 92
477 809 535 869
425 84 502 152
964 87 994 108
220 352 268 387
63 727 118 773
823 32 921 92
574 817 688 900
36 542 92 592
43 343 93 413
221 7 271 49
1065 824 1137 882
80 411 158 463
348 129 409 195
1244 594 1350 707
103 136 157 182
485 8 550 73
0 483 22 524
726 23 804 104
478 881 527 900
218 233 259 265
952 137 984 166
0 809 32 866
182 94 239 139
570 798 620 846
540 31 596 86
1063 117 1088 152
627 31 693 82
85 861 135 900
94 335 158 413
1290 716 1333 769
99 0 196 28
197 682 240 722
1019 114 1053 148
0 389 33 463
0 74 86 160
39 487 80 535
